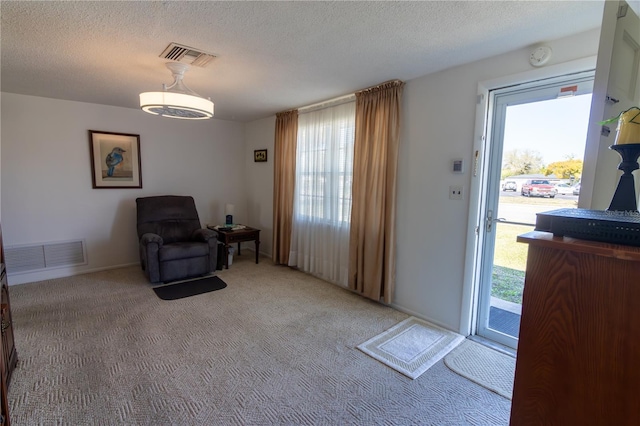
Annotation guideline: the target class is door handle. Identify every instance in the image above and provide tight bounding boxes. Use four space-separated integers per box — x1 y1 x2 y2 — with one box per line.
485 210 494 233
485 211 507 233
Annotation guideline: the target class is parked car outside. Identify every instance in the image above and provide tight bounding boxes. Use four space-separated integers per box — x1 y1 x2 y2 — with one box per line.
554 182 574 195
521 179 557 198
502 180 517 191
572 183 581 195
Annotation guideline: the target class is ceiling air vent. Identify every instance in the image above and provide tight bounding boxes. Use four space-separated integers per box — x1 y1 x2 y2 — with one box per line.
159 43 216 68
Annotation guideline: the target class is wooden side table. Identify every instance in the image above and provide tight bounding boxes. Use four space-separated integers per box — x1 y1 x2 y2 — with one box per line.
208 226 260 269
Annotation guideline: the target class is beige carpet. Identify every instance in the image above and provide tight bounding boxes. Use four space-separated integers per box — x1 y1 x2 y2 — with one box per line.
357 317 464 379
6 254 511 425
444 339 516 399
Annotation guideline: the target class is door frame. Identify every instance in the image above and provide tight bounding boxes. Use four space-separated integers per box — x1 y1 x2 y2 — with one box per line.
476 73 594 348
459 56 598 337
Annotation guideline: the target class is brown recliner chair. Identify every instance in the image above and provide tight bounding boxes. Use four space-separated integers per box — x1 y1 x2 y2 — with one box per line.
136 196 218 283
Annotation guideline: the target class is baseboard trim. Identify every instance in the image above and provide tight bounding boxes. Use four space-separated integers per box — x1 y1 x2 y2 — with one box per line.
389 302 462 335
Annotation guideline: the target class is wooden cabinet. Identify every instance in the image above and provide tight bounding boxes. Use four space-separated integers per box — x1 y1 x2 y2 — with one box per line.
0 346 6 426
0 268 10 426
0 267 17 387
0 223 15 426
511 231 640 425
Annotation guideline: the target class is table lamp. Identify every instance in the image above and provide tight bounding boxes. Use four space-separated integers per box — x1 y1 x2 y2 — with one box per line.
225 204 234 225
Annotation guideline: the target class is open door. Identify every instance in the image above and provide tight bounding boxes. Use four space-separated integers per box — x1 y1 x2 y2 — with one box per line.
583 0 640 209
475 74 594 349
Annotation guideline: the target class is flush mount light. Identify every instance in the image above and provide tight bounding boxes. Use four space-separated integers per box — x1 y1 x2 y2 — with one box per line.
139 62 214 120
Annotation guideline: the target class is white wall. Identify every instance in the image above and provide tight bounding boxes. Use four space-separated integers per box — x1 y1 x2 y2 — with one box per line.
244 116 276 257
393 28 601 332
0 93 3 223
1 93 245 284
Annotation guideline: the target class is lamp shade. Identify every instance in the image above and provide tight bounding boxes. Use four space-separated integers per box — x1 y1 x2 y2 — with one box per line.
139 92 213 120
225 204 235 215
139 62 214 120
614 107 640 145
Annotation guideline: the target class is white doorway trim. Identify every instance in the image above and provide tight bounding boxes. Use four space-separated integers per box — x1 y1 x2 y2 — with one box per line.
459 56 597 336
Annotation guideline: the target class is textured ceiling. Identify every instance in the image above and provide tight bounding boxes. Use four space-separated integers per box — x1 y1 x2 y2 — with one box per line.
1 1 607 122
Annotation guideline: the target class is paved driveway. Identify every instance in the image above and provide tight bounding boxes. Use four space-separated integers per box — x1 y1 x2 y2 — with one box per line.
497 194 578 225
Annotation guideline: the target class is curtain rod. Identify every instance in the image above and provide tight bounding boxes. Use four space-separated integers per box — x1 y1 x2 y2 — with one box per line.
298 93 356 113
294 79 403 114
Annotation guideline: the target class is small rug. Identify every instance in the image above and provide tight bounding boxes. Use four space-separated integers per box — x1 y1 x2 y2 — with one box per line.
357 317 464 379
444 339 515 399
153 276 227 300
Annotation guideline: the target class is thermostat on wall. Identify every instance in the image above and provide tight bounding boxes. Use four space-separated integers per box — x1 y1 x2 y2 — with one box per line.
453 159 463 174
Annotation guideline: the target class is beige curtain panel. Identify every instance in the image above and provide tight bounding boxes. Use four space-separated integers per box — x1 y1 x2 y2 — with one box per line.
349 80 404 304
272 109 298 265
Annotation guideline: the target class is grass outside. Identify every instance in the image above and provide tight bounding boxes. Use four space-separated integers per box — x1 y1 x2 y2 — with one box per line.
492 265 525 304
491 223 530 304
493 222 531 271
490 195 577 304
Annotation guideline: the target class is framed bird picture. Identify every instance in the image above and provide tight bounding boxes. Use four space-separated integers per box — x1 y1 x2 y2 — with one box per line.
89 130 142 188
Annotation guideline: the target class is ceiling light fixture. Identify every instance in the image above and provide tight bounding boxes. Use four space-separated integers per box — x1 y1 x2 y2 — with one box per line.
139 62 214 120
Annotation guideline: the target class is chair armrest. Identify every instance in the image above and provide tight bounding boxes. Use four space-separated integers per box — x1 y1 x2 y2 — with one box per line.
140 233 163 247
192 228 217 243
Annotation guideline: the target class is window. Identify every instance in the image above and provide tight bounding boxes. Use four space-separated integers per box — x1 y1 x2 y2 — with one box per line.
288 100 355 286
293 102 355 224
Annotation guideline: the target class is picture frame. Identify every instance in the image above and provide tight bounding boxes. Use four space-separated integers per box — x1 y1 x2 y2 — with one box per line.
89 130 142 188
254 149 267 163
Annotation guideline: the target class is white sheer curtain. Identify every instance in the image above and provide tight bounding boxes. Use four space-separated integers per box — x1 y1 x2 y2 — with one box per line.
288 101 355 287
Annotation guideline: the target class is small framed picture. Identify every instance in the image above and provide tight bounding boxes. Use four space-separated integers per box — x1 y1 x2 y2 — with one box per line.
254 149 267 162
89 130 142 188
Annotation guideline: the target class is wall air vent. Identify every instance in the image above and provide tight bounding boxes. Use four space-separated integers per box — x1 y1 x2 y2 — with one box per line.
159 43 217 68
5 240 87 274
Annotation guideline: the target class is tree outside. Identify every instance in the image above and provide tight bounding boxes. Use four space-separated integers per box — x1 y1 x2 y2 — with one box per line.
501 149 545 178
501 149 583 182
544 157 583 180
